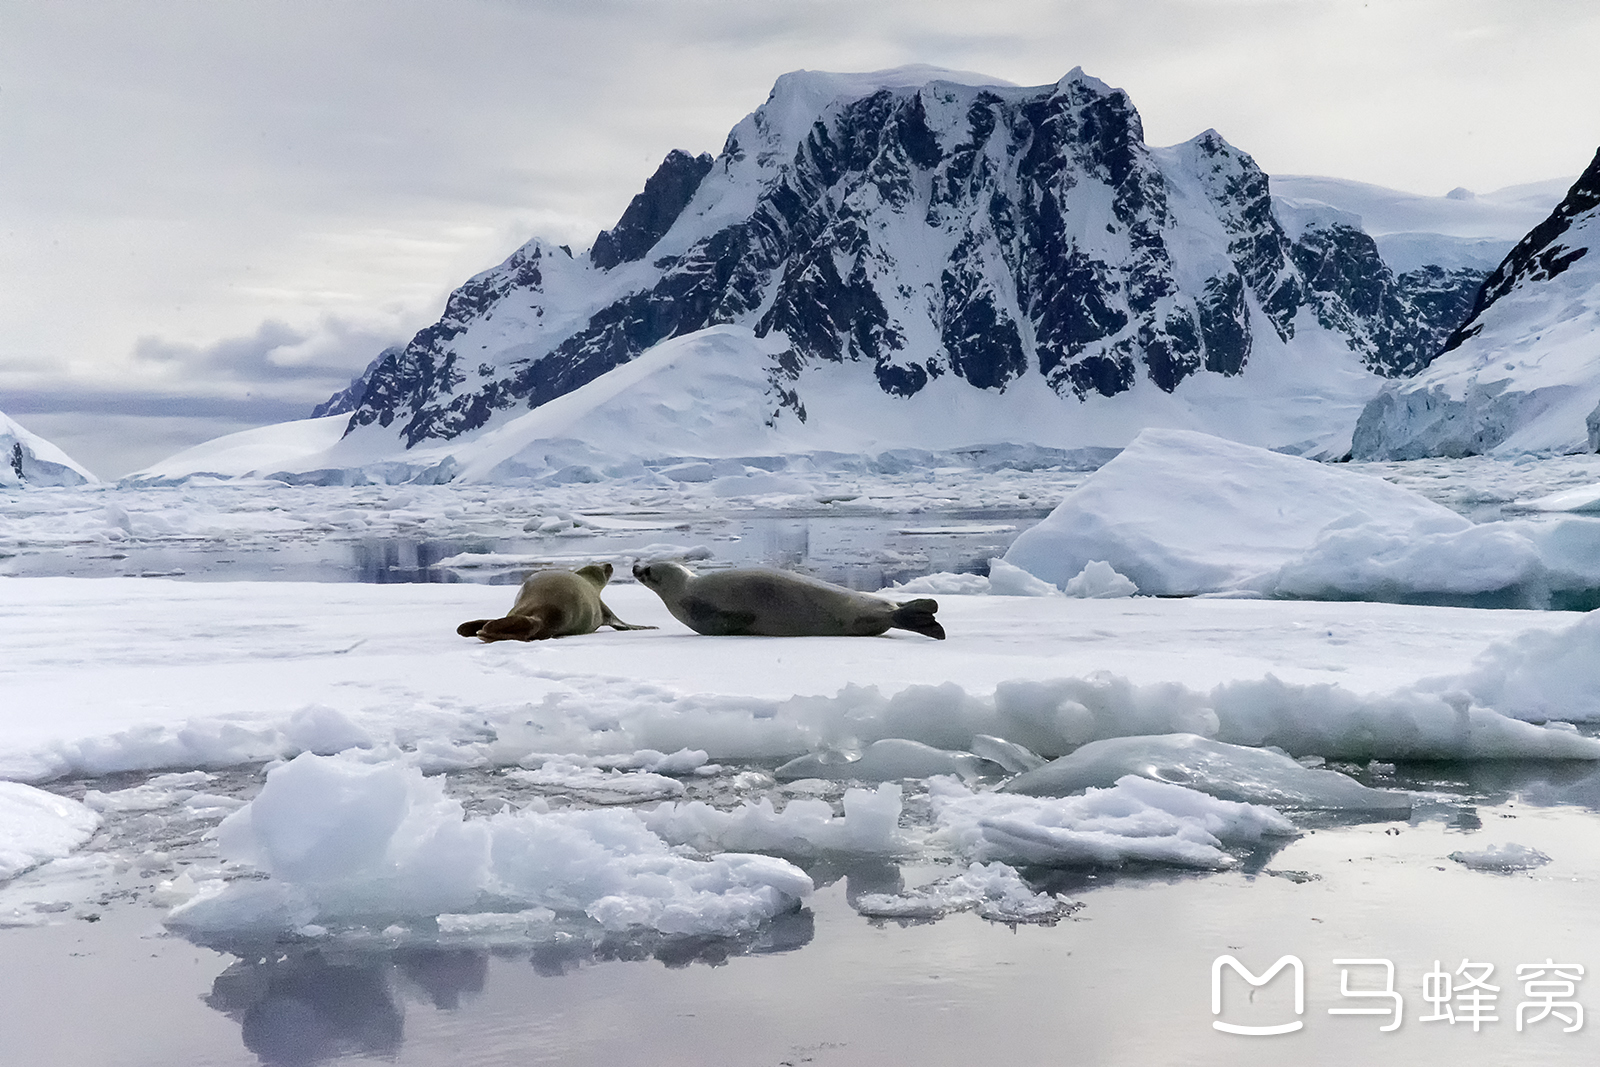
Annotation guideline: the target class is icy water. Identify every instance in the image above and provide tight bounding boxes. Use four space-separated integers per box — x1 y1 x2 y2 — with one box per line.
8 759 1600 1066
0 508 1047 591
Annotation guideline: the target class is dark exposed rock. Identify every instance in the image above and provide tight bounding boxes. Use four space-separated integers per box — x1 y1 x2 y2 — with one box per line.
590 150 715 270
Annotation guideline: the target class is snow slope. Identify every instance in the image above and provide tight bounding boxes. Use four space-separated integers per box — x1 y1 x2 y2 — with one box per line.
128 323 1389 483
1353 148 1600 459
0 409 98 487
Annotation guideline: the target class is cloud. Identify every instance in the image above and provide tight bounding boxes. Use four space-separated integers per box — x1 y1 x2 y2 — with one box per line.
130 318 393 388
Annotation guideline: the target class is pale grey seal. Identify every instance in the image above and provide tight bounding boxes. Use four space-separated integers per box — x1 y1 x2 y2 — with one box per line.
457 562 656 641
631 561 945 639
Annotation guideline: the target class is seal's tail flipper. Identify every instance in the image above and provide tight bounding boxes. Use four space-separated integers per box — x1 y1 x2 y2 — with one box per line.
457 619 491 638
477 613 554 641
890 598 945 640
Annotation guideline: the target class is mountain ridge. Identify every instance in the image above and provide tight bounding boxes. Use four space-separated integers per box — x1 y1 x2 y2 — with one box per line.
328 67 1490 463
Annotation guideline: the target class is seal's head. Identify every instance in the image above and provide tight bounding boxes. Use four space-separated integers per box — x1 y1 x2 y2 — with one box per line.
573 561 614 589
633 560 693 596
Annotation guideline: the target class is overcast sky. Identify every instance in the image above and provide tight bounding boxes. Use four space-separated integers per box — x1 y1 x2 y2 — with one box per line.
4 0 1599 477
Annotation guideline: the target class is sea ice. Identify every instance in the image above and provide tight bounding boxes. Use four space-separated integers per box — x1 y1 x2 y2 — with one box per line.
643 783 907 857
852 861 1075 922
1000 734 1412 814
930 775 1295 870
1003 428 1469 595
1061 560 1138 598
0 782 100 881
1441 610 1600 722
1003 428 1600 606
1448 843 1552 871
166 753 813 938
773 739 1000 782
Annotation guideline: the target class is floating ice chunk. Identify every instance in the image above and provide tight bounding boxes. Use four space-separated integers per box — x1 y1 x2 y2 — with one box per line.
970 734 1045 774
1519 482 1600 514
0 783 101 881
1003 429 1468 595
83 770 216 812
987 557 1064 596
591 748 710 774
1061 560 1137 598
774 739 998 782
645 783 907 857
168 753 811 939
1002 734 1413 814
891 571 992 595
931 775 1293 871
507 760 687 804
853 862 1075 923
1448 843 1552 871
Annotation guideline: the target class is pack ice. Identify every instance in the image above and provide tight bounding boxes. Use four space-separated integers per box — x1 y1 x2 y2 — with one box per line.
1003 428 1600 606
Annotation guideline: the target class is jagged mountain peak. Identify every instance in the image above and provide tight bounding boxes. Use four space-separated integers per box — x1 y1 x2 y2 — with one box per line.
330 67 1495 466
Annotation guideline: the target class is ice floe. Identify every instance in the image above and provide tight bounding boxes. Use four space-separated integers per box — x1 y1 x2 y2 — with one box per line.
0 782 100 881
1003 429 1600 607
929 775 1295 870
1000 734 1412 813
1448 843 1553 871
167 753 814 938
853 861 1076 922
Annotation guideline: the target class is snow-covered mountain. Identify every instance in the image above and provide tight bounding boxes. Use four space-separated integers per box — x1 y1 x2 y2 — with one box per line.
0 410 98 487
1353 147 1600 459
138 66 1556 484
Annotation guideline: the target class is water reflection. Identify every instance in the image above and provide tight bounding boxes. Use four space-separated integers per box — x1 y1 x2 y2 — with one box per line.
6 512 1043 590
210 953 404 1066
201 909 816 1065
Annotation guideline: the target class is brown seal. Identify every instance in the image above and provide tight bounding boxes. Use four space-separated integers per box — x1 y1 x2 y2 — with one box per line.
457 562 656 641
631 561 944 639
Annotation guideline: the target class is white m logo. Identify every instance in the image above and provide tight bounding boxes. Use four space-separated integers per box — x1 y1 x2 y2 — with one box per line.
1211 954 1305 1035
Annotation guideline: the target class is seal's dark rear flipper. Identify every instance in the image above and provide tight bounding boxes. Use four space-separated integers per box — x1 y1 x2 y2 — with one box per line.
478 613 552 641
457 619 490 638
890 598 945 640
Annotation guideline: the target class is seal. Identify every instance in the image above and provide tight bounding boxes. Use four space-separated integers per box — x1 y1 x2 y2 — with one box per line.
457 562 656 642
631 561 945 640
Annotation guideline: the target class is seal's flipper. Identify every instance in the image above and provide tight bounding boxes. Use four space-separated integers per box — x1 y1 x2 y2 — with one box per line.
890 598 945 640
457 619 491 638
599 602 657 631
478 612 556 642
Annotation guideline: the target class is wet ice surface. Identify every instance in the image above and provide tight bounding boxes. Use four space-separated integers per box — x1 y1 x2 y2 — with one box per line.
8 455 1600 1064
